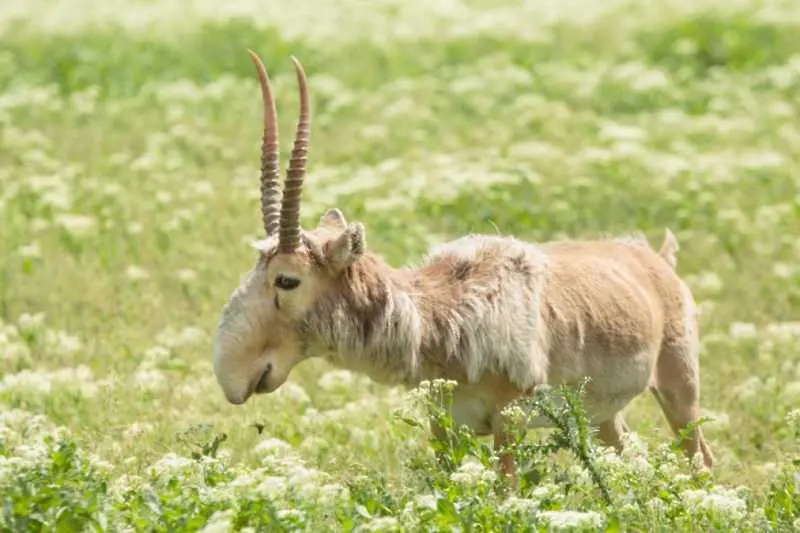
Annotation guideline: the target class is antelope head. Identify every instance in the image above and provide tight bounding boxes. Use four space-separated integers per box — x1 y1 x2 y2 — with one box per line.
213 51 366 405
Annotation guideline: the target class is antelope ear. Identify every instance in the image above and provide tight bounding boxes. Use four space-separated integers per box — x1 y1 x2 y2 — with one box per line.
658 228 679 269
319 208 347 231
325 222 366 271
249 238 272 253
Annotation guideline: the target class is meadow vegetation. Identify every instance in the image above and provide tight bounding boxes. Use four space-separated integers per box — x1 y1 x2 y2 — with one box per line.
1 0 799 530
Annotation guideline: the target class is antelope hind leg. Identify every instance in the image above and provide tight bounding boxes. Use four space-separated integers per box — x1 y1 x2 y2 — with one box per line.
596 412 632 453
650 342 714 469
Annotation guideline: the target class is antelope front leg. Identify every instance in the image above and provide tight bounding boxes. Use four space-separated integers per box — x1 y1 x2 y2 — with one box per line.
494 429 519 489
491 410 520 490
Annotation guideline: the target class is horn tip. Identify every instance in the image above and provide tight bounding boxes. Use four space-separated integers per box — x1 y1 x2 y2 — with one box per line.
290 55 305 72
247 49 266 69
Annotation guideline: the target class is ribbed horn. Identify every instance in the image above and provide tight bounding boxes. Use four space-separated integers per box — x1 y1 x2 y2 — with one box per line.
277 56 310 254
247 49 281 237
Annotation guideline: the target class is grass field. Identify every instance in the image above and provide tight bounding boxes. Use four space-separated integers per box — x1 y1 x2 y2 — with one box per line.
1 0 799 530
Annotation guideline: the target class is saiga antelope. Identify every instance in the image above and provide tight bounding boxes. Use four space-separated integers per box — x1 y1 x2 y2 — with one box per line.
212 50 715 486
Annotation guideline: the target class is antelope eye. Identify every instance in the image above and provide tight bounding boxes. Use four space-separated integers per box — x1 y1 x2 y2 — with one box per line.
274 275 301 291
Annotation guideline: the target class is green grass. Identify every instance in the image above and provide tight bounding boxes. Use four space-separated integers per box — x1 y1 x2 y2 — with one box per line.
1 0 799 530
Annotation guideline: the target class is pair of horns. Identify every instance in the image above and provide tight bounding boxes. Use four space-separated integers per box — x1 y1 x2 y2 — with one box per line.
247 50 310 254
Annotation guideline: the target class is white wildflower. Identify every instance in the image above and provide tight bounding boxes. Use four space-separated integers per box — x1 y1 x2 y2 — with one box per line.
44 330 82 355
174 380 204 399
55 214 97 237
703 410 730 430
300 435 328 455
0 457 12 484
276 509 305 523
125 265 149 281
276 381 311 405
773 262 796 279
254 438 295 463
177 326 206 346
501 496 540 516
360 124 388 140
739 151 785 171
620 431 649 458
285 463 330 498
156 326 206 348
648 496 666 514
538 510 605 530
449 455 496 487
729 322 758 340
317 369 356 391
357 516 400 532
680 487 747 521
69 86 99 116
155 191 173 205
133 368 167 391
190 181 215 197
781 382 800 403
0 323 18 341
500 403 528 426
148 452 195 480
689 271 724 295
14 442 51 464
0 365 100 398
176 268 198 282
418 378 458 393
127 222 144 235
410 379 459 408
1 341 31 368
766 322 800 342
255 475 287 498
226 471 259 490
413 493 437 512
17 242 42 259
733 376 762 401
17 312 45 335
314 482 350 507
594 445 623 470
786 409 800 433
143 345 171 366
350 427 380 449
123 421 154 440
529 483 563 504
88 454 114 473
599 122 646 143
199 510 235 533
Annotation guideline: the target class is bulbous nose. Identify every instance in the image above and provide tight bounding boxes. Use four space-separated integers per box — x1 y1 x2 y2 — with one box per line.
212 341 252 405
226 394 247 405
